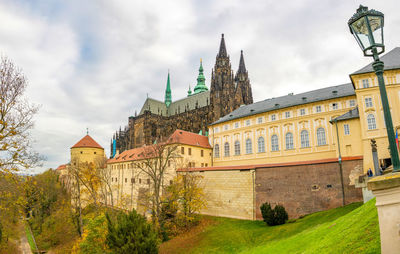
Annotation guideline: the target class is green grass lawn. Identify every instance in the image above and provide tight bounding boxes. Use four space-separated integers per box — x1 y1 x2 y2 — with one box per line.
160 199 380 254
24 221 36 252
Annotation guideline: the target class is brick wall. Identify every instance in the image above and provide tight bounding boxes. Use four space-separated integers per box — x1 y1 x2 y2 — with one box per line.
199 170 255 220
255 159 363 219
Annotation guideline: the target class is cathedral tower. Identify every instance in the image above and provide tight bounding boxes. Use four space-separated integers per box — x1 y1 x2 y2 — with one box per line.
234 50 253 106
210 34 236 121
210 34 253 121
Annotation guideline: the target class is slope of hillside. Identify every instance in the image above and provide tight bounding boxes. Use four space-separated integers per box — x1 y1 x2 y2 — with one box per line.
160 200 380 254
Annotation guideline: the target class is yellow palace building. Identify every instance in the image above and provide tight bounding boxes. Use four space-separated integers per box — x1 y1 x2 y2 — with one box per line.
209 47 400 174
183 47 400 220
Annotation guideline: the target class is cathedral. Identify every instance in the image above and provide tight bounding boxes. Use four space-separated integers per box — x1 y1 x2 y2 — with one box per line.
111 34 253 156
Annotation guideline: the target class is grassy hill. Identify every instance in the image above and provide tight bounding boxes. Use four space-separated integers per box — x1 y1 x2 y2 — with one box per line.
160 199 380 254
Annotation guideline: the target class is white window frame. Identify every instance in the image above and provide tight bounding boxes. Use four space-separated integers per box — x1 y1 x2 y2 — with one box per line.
344 124 350 135
257 136 265 153
245 139 252 154
316 128 327 146
285 132 294 150
316 105 322 113
234 140 240 155
271 135 279 151
300 108 306 116
367 114 377 130
300 130 310 148
365 97 373 108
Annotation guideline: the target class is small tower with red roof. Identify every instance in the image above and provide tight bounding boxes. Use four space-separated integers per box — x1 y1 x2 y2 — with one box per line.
70 134 104 165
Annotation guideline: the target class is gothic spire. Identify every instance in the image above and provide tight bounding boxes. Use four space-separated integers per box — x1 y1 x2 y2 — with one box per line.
194 59 208 94
217 34 227 57
237 50 247 73
165 70 172 107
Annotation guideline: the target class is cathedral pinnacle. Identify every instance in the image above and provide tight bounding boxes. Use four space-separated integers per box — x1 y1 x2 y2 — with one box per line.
218 34 227 57
165 71 172 107
238 50 247 73
187 85 192 96
193 59 208 94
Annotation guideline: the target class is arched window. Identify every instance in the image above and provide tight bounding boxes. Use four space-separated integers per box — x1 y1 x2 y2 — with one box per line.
271 135 279 151
285 132 294 150
246 139 252 154
300 130 310 148
214 144 220 157
367 114 377 130
234 141 241 155
224 142 230 157
258 137 265 153
316 128 326 146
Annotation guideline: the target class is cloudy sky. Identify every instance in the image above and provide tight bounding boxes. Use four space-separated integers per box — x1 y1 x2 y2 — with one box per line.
1 0 399 173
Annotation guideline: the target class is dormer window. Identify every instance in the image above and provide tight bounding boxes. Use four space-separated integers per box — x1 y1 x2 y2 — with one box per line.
362 79 369 88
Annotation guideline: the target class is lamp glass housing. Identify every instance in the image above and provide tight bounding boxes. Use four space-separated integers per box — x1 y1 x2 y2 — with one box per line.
348 6 384 56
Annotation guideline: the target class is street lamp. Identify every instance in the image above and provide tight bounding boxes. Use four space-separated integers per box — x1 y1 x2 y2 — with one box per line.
348 5 400 171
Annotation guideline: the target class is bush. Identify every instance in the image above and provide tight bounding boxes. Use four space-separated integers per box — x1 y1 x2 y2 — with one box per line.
260 202 288 226
106 209 159 253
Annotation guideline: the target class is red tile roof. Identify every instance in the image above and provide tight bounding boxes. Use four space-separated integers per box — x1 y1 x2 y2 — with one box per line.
71 135 103 149
56 164 67 170
108 130 211 164
107 146 154 163
167 129 211 148
177 156 363 172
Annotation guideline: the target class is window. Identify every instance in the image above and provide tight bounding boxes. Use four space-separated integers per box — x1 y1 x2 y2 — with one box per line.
94 152 96 154
224 142 230 157
168 160 171 167
300 130 310 148
285 112 290 118
285 133 294 150
300 109 305 116
332 103 338 110
234 141 241 155
147 179 150 184
365 97 373 108
125 178 127 183
316 105 322 113
257 117 263 124
235 122 239 128
181 147 184 154
205 163 208 167
214 127 219 133
258 137 265 153
201 150 204 157
271 114 276 121
131 178 135 183
201 163 204 167
246 120 251 126
349 100 356 107
362 79 369 88
367 114 377 130
224 124 229 131
80 151 83 154
246 139 252 154
271 135 279 151
214 144 220 157
316 128 327 146
188 148 192 155
344 124 350 135
111 178 113 182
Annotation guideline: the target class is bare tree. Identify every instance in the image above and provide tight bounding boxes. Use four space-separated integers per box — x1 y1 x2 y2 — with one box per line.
136 143 179 226
0 57 41 173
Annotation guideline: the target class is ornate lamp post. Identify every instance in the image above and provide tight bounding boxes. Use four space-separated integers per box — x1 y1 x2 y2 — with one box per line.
348 5 400 171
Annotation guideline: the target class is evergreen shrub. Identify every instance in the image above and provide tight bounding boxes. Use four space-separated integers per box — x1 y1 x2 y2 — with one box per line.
260 202 288 226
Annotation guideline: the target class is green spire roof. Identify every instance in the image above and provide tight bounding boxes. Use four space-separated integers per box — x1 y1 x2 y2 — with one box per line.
187 85 192 96
165 71 172 107
193 59 208 94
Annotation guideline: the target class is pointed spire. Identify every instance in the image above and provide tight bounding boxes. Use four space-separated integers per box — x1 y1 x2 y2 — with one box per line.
218 34 227 57
193 59 208 94
165 70 172 107
238 50 247 73
187 85 192 96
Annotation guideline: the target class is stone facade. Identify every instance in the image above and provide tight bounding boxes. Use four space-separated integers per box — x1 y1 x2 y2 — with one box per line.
112 34 253 156
255 158 363 219
197 169 255 220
